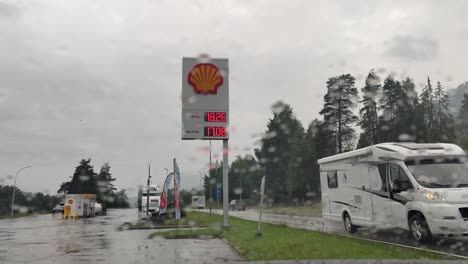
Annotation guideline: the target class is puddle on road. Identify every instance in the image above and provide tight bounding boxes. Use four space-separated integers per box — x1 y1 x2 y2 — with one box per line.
0 209 242 263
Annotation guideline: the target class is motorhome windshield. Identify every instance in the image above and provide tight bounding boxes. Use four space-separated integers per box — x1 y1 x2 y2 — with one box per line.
406 159 468 188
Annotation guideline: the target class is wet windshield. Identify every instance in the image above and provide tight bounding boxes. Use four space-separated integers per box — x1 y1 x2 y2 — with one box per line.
406 159 468 188
2 1 468 263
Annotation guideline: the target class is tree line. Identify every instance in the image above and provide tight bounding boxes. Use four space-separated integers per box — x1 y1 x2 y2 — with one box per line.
58 159 129 209
204 70 468 205
0 185 62 215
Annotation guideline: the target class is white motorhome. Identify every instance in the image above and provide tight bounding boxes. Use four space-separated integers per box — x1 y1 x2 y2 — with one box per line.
191 196 206 209
138 185 161 219
318 143 468 242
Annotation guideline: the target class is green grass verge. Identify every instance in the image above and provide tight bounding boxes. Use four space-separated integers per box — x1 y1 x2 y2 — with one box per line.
262 204 322 216
0 212 37 219
149 211 452 261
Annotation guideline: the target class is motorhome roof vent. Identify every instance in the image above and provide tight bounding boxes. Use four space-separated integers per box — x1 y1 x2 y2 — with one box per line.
376 146 397 152
394 143 444 150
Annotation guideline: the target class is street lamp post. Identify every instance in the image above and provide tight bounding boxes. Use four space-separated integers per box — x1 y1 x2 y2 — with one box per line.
11 165 32 217
164 168 169 176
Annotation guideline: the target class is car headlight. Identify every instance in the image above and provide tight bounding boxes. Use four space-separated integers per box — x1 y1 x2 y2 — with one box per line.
421 189 446 201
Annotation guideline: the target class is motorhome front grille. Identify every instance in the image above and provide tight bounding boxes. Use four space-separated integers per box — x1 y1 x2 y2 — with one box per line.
459 208 468 220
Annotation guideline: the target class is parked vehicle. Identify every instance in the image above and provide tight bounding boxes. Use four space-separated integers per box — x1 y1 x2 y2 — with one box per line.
63 194 100 218
191 196 206 209
318 142 468 243
52 202 64 214
229 199 246 211
138 185 161 220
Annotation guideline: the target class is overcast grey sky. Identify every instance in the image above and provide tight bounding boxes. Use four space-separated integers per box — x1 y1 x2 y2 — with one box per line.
1 0 467 196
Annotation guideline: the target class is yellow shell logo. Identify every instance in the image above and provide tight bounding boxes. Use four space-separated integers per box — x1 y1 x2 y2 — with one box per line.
188 63 223 94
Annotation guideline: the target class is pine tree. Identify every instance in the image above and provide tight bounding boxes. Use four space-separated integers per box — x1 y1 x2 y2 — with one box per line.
96 162 117 207
458 93 468 119
358 70 381 148
301 119 324 199
399 77 419 141
433 81 455 142
59 159 97 194
379 75 404 142
319 74 359 153
455 93 468 149
420 77 436 142
254 101 304 202
228 155 262 201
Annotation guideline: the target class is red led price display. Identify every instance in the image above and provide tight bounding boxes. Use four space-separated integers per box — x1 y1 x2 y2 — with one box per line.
204 126 227 137
204 112 227 123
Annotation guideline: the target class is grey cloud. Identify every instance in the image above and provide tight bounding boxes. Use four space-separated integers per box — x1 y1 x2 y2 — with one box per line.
0 2 18 18
384 35 439 61
1 0 467 194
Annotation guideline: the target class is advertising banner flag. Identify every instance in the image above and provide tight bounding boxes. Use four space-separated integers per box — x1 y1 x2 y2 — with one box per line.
159 172 174 214
174 158 181 219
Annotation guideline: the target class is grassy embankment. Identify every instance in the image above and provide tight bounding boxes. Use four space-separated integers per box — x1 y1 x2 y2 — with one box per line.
0 212 37 219
261 203 322 216
149 211 452 261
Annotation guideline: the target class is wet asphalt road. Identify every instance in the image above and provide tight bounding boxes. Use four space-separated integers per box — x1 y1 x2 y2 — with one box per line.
202 209 468 258
0 209 241 264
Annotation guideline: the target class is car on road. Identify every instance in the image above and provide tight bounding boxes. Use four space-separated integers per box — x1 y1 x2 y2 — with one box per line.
229 199 246 211
52 202 64 214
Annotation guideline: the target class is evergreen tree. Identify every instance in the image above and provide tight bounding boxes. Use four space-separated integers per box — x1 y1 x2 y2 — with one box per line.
228 155 262 201
96 162 117 207
399 77 420 141
433 81 455 142
113 189 129 208
58 159 97 194
456 93 468 149
379 75 404 142
319 74 359 153
254 101 305 202
358 70 381 148
299 120 323 199
459 93 468 118
420 77 436 141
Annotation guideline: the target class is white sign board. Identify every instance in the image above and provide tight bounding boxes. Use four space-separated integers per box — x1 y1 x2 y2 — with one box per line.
182 57 229 140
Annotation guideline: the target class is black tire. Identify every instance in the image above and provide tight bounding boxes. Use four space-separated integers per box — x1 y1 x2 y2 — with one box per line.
409 213 432 243
343 213 358 233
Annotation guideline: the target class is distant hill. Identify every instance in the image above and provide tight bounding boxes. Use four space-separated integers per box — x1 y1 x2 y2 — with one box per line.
448 82 468 117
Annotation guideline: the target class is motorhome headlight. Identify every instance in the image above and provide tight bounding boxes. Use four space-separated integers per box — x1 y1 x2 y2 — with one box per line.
421 189 445 201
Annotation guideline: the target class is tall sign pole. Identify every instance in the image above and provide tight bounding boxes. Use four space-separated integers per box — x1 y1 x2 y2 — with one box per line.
182 56 230 227
146 164 151 216
222 139 229 227
209 140 212 214
256 175 266 237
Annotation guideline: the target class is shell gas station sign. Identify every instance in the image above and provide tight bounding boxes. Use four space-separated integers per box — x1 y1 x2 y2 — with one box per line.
181 57 229 140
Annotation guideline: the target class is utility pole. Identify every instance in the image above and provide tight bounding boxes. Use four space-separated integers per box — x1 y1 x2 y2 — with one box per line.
209 140 212 213
146 164 151 216
222 139 229 228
